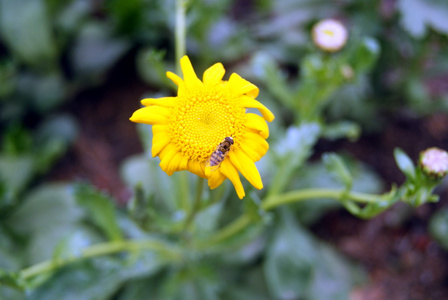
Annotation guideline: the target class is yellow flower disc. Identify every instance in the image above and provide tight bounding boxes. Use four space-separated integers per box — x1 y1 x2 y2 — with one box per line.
170 87 246 162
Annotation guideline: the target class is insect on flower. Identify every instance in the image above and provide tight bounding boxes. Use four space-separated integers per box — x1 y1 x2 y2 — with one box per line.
206 137 234 172
130 55 275 199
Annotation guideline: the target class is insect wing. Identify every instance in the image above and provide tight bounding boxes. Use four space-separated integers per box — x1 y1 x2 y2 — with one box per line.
206 149 226 172
206 156 220 172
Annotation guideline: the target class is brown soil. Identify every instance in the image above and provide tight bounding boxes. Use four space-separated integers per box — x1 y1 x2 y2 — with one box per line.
49 55 145 203
314 117 448 299
49 54 448 299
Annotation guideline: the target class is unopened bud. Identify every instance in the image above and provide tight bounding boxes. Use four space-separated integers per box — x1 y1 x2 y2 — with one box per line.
420 147 448 179
312 19 348 52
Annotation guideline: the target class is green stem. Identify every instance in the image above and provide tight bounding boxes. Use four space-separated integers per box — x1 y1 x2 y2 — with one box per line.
197 188 382 248
179 173 191 211
196 214 252 248
201 183 227 211
20 240 181 280
183 177 205 231
262 188 381 211
174 0 189 210
266 155 295 198
175 0 187 74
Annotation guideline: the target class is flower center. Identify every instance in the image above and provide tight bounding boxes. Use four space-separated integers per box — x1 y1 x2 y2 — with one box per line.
170 86 245 162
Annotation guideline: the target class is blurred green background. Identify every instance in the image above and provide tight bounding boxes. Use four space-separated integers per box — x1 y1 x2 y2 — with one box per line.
1 0 448 299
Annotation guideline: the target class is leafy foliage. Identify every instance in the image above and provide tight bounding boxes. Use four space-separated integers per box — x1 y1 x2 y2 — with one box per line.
0 0 447 299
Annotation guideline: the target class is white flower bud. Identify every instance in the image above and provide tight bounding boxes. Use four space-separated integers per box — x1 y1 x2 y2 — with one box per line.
420 147 448 178
312 19 348 52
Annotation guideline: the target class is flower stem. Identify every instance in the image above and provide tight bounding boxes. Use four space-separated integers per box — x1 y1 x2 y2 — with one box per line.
174 0 189 210
262 188 381 211
183 177 205 231
196 188 383 249
175 0 187 74
179 173 191 211
196 214 252 248
20 240 181 280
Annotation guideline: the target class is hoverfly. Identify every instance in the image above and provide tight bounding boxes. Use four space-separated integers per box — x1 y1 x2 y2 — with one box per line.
206 137 234 172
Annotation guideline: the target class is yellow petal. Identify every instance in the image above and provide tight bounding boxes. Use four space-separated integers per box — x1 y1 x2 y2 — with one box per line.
220 160 245 199
208 170 226 189
151 134 171 157
188 160 207 178
240 137 268 162
152 124 170 135
205 164 212 178
228 73 259 98
245 113 270 139
151 125 172 156
165 152 184 175
166 71 183 86
239 95 275 122
229 149 263 190
243 131 269 155
179 155 189 171
180 56 203 90
130 106 171 125
141 97 178 107
203 62 225 85
159 144 180 175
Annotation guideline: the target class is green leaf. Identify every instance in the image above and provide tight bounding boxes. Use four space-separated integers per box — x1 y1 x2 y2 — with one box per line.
0 59 16 98
322 121 361 142
243 191 271 223
269 123 321 195
194 195 226 237
136 48 173 87
429 207 448 250
398 0 448 38
0 225 25 272
264 210 360 299
250 52 294 108
0 155 35 209
343 188 399 219
1 125 32 155
0 284 25 300
71 21 130 84
105 0 145 35
220 267 271 300
17 71 67 113
116 277 160 300
394 148 416 180
35 115 78 146
28 253 166 300
350 37 380 73
264 210 317 299
322 153 353 189
74 183 123 242
55 0 92 35
401 183 440 207
6 183 84 264
158 265 221 300
306 242 365 300
121 154 179 214
0 269 25 290
0 0 57 68
289 157 384 223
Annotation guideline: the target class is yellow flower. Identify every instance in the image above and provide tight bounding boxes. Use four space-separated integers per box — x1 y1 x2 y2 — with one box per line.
130 56 274 199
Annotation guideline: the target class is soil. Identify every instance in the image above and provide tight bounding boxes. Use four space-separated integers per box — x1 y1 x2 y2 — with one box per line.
49 53 448 300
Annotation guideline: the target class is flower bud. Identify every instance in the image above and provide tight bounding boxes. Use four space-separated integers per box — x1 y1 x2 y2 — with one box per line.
312 19 348 52
419 147 448 179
